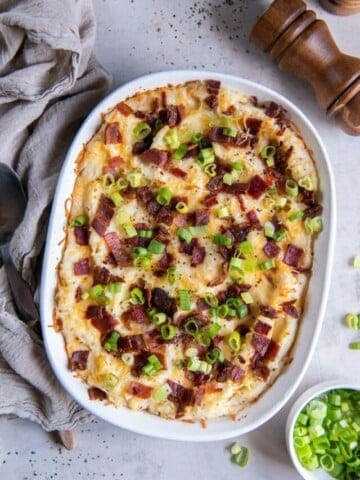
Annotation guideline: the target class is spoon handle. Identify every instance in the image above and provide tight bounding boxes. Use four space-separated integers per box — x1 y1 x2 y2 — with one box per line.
1 244 39 325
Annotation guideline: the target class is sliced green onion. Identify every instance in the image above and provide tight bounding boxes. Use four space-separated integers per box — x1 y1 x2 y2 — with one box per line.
354 256 360 269
115 210 130 225
207 323 221 339
133 122 151 140
110 191 123 207
264 221 275 238
206 347 224 364
106 282 122 294
275 196 287 208
241 292 253 304
222 127 237 137
227 331 241 351
197 148 215 166
229 257 243 270
131 246 148 258
175 201 188 213
273 228 288 242
177 227 192 244
259 259 276 270
223 172 235 185
138 229 153 238
266 156 274 167
142 354 162 376
153 384 171 401
133 256 151 270
179 290 191 311
190 132 202 144
161 324 176 340
243 258 257 272
115 177 129 191
104 331 120 352
215 206 229 218
187 356 201 372
236 303 248 319
229 268 245 284
164 129 180 149
298 175 314 191
130 287 145 304
156 186 172 206
101 173 115 189
232 161 244 172
286 179 299 197
349 341 360 350
147 239 165 255
126 171 142 188
166 267 178 286
212 233 232 247
185 347 198 358
260 145 276 159
204 162 217 177
311 216 323 233
288 211 304 221
172 144 188 160
204 292 219 307
189 225 207 236
232 446 249 468
90 284 104 299
184 319 199 334
152 312 167 326
239 240 253 256
70 214 87 227
123 223 137 237
193 330 211 347
345 313 359 330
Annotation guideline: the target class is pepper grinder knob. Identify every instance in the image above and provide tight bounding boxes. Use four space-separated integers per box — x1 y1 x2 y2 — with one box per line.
250 0 360 135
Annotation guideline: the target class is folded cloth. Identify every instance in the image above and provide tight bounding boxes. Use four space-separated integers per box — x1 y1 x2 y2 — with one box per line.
0 0 111 431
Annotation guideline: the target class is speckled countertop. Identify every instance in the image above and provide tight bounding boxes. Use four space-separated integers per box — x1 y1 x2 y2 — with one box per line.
1 1 359 479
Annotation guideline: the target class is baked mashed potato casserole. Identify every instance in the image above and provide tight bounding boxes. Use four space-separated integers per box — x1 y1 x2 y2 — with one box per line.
55 80 323 421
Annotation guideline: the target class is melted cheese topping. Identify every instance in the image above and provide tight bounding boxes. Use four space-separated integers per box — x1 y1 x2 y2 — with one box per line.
55 81 320 421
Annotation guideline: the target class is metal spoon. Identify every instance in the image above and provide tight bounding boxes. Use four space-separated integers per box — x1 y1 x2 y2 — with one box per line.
0 163 77 450
0 163 39 324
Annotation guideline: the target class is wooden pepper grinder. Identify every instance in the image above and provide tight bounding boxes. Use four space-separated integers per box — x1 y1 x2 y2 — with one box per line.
250 0 360 135
320 0 360 16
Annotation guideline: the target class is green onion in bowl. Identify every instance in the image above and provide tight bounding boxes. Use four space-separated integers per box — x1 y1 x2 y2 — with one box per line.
286 382 360 480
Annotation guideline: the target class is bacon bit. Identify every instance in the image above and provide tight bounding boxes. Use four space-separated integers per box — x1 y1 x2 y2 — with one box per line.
251 333 271 357
173 213 188 227
253 362 270 381
300 187 316 206
91 195 115 237
245 117 262 135
122 304 149 324
145 329 166 352
303 203 323 219
225 283 251 298
205 94 218 110
264 340 280 361
132 137 152 154
104 253 117 266
131 352 149 377
169 166 187 178
265 101 289 134
184 143 200 158
104 232 130 267
116 102 133 116
104 123 122 144
196 298 209 311
151 288 176 316
69 350 89 371
207 267 227 287
260 305 278 318
74 226 89 246
191 244 206 267
167 380 195 416
263 240 280 258
118 334 145 352
194 209 210 226
207 176 224 193
254 321 271 335
215 360 244 382
248 175 268 199
75 286 82 302
128 381 152 399
160 105 181 127
157 252 173 270
177 313 210 329
283 244 304 268
103 156 125 175
225 182 249 195
88 387 107 401
186 370 210 387
274 145 293 175
237 194 246 211
140 148 169 166
74 258 90 275
223 105 236 116
246 209 261 229
208 127 234 145
87 307 118 334
205 79 221 94
93 266 121 285
229 224 250 242
194 386 205 406
136 186 153 205
155 206 173 225
181 333 208 357
203 194 218 207
161 91 167 108
283 303 299 318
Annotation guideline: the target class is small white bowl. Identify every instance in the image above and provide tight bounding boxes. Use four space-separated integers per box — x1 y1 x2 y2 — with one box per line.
286 380 360 480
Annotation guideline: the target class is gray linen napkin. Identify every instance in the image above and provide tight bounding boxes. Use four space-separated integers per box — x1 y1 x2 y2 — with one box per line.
0 0 111 431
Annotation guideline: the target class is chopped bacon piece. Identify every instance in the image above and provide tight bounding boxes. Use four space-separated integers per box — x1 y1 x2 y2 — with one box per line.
264 340 280 361
160 105 181 127
136 186 154 205
225 283 251 298
245 117 262 135
118 334 145 352
177 313 210 329
74 258 90 275
116 102 133 116
215 360 244 382
196 298 209 311
248 175 268 199
225 182 249 195
88 387 107 401
246 210 261 229
194 386 205 406
167 380 195 415
104 232 130 267
157 252 173 270
263 240 280 258
260 305 277 318
146 199 161 216
207 176 224 193
194 209 210 226
86 306 118 334
205 95 218 110
208 127 234 145
75 286 82 302
169 166 187 178
205 79 221 94
283 244 303 268
229 224 250 242
155 205 173 225
184 143 200 158
74 226 89 246
128 381 152 399
265 101 287 120
254 321 271 335
103 156 125 175
151 288 176 316
132 137 152 154
203 194 218 207
253 362 270 381
104 123 122 144
69 350 89 371
274 145 293 175
191 244 206 267
140 148 169 166
91 195 115 236
173 213 188 227
251 333 271 357
186 370 211 386
131 351 160 377
153 225 170 244
303 203 323 219
122 304 149 324
161 91 167 108
145 329 167 351
283 303 299 318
